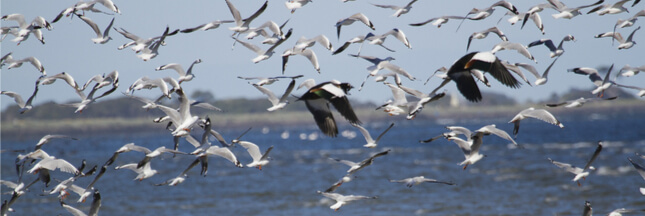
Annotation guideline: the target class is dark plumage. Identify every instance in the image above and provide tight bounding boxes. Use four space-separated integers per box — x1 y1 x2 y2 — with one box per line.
297 81 361 137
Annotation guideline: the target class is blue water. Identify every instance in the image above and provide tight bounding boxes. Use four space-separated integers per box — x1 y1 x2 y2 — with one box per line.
2 110 645 215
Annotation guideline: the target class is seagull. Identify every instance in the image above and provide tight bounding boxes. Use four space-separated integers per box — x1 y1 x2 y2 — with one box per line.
548 142 602 186
583 201 592 216
235 140 273 170
549 0 605 19
614 83 645 97
335 13 375 39
34 134 78 151
237 75 303 86
627 157 645 195
26 149 79 175
233 28 293 63
568 64 616 97
396 82 446 119
359 72 401 91
115 162 158 181
324 174 356 193
181 20 234 33
0 180 25 196
331 33 386 55
293 34 333 51
474 124 519 148
0 52 46 75
349 54 415 81
527 34 575 58
244 20 288 44
317 191 377 211
61 78 118 113
252 79 296 111
447 132 485 170
409 15 466 28
136 146 187 169
296 80 361 137
509 107 564 137
371 0 418 17
196 144 243 175
520 11 546 35
606 208 645 216
388 176 455 188
456 0 519 31
618 64 645 77
282 48 320 74
364 28 412 51
375 82 409 116
39 72 80 90
491 41 537 63
226 0 268 36
430 51 521 102
76 15 114 44
587 0 631 15
594 26 641 49
352 122 394 148
419 125 473 143
546 96 618 108
60 190 101 216
1 80 39 114
81 70 119 91
285 0 312 14
1 14 49 45
155 59 202 84
135 27 178 61
114 26 178 53
156 158 200 186
155 89 199 137
613 10 645 33
466 27 508 51
329 149 390 174
128 76 172 98
103 143 151 167
504 57 559 86
52 1 114 23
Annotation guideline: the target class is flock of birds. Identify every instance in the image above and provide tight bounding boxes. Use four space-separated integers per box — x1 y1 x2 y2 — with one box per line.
1 0 645 215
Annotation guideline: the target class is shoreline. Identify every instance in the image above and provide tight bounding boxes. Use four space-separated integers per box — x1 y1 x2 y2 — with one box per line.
2 100 643 141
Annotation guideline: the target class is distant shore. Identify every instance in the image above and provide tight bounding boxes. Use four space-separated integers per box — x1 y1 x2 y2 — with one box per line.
2 100 643 140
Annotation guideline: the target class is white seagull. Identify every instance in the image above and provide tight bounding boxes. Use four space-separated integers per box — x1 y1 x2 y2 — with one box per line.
0 52 46 75
285 0 312 14
233 28 293 63
115 162 158 181
389 176 455 188
527 34 575 58
466 26 508 52
509 107 564 137
317 191 377 211
155 59 202 84
546 96 618 108
330 149 390 174
35 134 78 150
627 157 645 195
349 54 416 81
396 82 446 119
375 82 409 116
335 13 375 39
353 122 395 148
587 0 631 15
252 79 296 111
236 140 273 170
282 48 320 74
447 132 485 170
548 142 602 186
595 26 641 49
226 0 268 36
1 80 39 114
371 0 418 17
26 149 79 175
76 15 114 44
409 15 466 28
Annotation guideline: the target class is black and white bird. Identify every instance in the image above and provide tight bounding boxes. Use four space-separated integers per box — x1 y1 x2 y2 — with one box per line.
1 80 39 114
466 26 508 51
233 28 293 63
226 0 268 36
335 13 375 39
329 149 390 174
76 15 114 44
388 176 455 188
317 191 377 211
155 59 202 84
546 96 618 108
595 26 641 49
352 122 394 148
371 0 418 17
527 34 575 58
509 107 564 137
431 51 521 102
296 80 361 137
0 52 46 75
548 142 602 186
251 78 296 111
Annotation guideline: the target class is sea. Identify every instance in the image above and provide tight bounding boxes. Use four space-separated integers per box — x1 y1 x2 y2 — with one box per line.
2 108 645 216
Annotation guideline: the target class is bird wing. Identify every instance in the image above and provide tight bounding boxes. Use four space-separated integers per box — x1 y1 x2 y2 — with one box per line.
1 91 25 107
253 84 279 105
549 158 583 174
582 142 602 171
304 98 337 137
374 123 395 143
238 141 262 161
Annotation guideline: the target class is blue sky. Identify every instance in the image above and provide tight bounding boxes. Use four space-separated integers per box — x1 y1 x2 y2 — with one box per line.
2 0 644 111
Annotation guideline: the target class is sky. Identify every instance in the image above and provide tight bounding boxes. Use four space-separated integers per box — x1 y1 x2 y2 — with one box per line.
2 0 644 111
